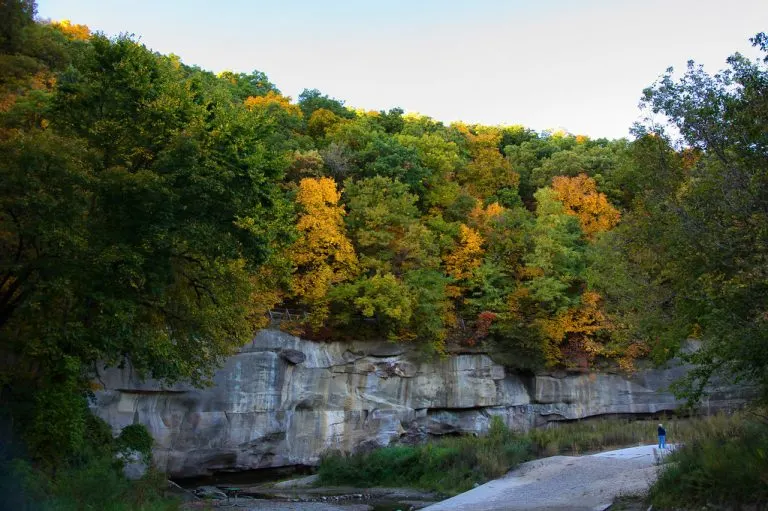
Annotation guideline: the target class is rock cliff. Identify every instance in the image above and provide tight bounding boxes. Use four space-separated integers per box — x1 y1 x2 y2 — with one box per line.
91 329 750 478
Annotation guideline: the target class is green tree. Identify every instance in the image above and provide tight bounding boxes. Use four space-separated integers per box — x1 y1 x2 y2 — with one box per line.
599 34 768 401
298 88 355 119
219 69 279 100
0 0 36 53
1 33 293 464
328 272 413 341
524 188 586 312
344 176 438 274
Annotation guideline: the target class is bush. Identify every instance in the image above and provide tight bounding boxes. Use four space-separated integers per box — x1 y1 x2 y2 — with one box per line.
649 419 768 509
318 413 762 497
319 416 533 495
25 378 90 467
116 424 154 462
44 455 179 511
0 458 49 511
1 392 175 510
0 453 179 511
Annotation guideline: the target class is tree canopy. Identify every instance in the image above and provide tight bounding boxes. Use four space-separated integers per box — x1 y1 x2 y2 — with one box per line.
2 1 766 470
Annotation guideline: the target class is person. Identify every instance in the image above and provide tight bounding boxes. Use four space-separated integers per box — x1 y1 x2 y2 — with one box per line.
657 423 666 450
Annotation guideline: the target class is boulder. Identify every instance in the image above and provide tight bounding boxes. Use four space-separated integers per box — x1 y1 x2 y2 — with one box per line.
279 348 307 365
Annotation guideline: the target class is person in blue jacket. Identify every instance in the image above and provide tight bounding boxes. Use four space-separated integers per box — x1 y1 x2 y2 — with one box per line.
658 423 667 449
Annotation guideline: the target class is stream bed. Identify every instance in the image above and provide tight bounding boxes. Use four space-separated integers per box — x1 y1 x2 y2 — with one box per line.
174 469 441 511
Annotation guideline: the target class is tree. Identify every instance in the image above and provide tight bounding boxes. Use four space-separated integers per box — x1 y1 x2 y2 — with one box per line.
444 224 484 281
357 132 431 197
601 34 768 401
0 0 36 53
219 70 279 100
244 90 302 117
524 188 586 312
454 123 520 200
344 176 437 274
551 173 620 239
298 88 354 119
2 34 293 383
375 107 405 134
404 269 453 354
328 272 413 341
307 108 345 139
536 290 611 367
395 132 464 212
1 33 294 464
50 20 90 41
290 177 357 323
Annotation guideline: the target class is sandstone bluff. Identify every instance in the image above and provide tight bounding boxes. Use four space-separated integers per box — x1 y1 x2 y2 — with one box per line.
91 330 748 478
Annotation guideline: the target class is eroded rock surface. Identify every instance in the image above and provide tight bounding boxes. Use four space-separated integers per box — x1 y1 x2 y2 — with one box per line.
90 330 750 477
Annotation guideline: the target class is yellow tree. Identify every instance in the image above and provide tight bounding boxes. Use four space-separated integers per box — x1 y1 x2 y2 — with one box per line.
537 290 611 367
244 91 302 118
468 201 505 236
551 173 620 239
454 124 519 200
444 224 484 281
290 178 357 322
52 20 91 40
307 108 346 138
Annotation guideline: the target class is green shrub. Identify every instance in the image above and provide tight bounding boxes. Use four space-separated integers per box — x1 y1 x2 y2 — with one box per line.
649 420 768 509
1 398 175 510
46 456 178 511
25 379 89 467
0 453 179 511
0 458 49 511
319 416 534 495
116 424 154 462
318 413 761 497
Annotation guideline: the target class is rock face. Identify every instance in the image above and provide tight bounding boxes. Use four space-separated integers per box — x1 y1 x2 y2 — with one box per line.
91 329 750 478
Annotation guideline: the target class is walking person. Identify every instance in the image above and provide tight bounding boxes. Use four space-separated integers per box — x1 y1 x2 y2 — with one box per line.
657 423 667 450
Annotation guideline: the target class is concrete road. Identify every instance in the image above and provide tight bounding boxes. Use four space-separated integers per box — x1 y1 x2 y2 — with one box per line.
422 445 672 511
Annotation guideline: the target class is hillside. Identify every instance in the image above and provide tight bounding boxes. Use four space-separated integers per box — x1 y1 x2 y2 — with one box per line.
1 3 766 508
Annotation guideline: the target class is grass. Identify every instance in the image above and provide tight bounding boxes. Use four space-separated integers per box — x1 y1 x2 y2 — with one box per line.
649 411 768 509
525 413 736 456
318 411 763 498
318 417 532 495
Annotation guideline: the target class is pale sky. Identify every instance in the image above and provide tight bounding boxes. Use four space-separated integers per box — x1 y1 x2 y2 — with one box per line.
37 0 768 139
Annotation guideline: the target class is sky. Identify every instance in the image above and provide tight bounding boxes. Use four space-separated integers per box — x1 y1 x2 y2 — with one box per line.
37 0 768 139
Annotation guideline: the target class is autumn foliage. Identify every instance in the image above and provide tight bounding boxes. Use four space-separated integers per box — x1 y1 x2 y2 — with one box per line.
537 291 610 367
5 5 768 496
290 178 357 320
3 6 708 403
444 224 484 281
551 173 620 238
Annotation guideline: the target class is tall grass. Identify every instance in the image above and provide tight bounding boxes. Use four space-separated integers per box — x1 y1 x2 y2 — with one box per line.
526 413 734 456
318 412 757 497
649 411 768 509
319 417 532 495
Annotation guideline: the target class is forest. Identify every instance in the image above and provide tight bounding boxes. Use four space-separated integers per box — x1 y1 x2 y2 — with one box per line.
0 0 766 502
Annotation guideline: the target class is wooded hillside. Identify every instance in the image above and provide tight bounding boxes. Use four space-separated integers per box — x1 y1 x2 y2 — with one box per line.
1 1 766 470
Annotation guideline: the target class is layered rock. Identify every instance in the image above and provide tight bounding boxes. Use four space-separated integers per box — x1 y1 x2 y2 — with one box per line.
90 329 750 478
